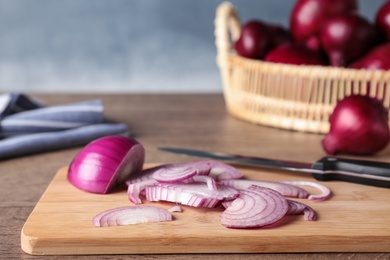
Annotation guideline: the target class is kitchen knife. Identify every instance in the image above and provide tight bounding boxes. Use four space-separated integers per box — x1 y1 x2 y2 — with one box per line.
158 147 390 188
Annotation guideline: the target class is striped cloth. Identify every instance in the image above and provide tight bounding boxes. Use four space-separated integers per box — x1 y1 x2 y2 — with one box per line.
0 93 129 159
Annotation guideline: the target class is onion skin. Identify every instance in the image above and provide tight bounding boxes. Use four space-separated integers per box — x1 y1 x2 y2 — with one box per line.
290 0 358 51
322 95 390 155
375 0 390 42
234 20 273 59
68 135 145 194
320 13 376 67
264 43 327 66
349 43 390 70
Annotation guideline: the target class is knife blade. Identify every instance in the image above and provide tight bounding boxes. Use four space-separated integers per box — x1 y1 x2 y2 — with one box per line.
158 147 390 188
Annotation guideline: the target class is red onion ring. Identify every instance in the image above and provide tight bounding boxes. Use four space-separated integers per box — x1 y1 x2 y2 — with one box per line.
220 185 289 228
282 181 331 201
219 179 310 199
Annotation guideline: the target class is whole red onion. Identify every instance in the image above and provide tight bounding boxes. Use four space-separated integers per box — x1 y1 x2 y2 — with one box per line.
322 95 390 155
290 0 358 51
349 43 390 70
264 43 327 65
375 0 390 42
320 13 376 67
234 20 272 59
266 23 292 48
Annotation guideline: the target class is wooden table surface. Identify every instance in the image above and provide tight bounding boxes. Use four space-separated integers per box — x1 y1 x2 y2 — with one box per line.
1 93 389 260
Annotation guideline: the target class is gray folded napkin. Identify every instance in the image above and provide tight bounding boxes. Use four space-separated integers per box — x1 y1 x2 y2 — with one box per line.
0 93 129 159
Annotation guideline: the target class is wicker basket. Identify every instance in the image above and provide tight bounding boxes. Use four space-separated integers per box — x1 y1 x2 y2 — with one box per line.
215 2 390 134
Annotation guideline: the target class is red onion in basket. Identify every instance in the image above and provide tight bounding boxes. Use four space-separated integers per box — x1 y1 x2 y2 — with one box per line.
349 42 390 70
320 13 376 67
375 0 390 42
68 135 145 194
322 95 390 155
266 23 292 48
234 20 273 59
264 43 327 65
290 0 358 51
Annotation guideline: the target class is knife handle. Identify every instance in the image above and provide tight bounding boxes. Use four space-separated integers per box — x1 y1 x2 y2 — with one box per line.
311 157 390 188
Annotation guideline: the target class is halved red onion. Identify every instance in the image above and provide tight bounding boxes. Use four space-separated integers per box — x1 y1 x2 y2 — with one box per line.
286 199 316 221
219 179 309 199
220 185 289 228
145 182 239 208
282 181 331 201
67 135 145 194
93 206 172 227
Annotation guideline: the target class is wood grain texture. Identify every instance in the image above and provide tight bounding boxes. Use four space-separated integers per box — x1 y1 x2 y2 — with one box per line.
1 93 390 259
21 164 390 255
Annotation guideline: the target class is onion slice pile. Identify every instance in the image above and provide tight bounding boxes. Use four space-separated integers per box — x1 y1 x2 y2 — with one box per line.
121 160 331 229
125 160 244 205
220 185 289 228
93 206 172 227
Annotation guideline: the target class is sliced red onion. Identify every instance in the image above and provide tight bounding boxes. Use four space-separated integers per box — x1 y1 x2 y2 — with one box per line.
168 205 182 212
125 165 162 185
67 135 145 194
127 179 158 204
221 199 234 209
93 206 172 227
145 182 239 208
146 184 206 207
184 175 218 190
152 164 199 183
207 161 244 180
282 181 331 201
286 199 316 221
220 185 289 228
219 179 310 199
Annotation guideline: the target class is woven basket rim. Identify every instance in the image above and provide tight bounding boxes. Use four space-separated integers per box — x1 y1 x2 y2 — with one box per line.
228 52 390 81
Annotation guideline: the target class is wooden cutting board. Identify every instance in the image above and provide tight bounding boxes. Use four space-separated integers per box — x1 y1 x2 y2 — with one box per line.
21 163 390 255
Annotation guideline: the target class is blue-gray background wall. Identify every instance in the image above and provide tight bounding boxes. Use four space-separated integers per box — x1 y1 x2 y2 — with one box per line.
0 0 384 93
